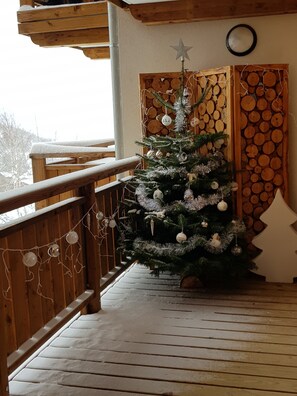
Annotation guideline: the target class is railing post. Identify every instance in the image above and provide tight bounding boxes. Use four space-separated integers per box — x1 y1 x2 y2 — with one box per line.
79 183 101 313
0 275 9 396
19 0 34 6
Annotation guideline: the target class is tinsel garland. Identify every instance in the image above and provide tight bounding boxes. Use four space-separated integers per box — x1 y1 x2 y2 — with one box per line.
174 88 191 133
144 166 188 180
133 229 236 257
135 183 233 212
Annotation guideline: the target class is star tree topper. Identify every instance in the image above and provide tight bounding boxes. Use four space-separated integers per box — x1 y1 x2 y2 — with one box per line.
171 39 192 61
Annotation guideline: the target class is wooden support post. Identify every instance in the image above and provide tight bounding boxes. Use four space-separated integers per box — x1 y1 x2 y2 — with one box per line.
0 274 9 396
79 183 101 313
19 0 34 6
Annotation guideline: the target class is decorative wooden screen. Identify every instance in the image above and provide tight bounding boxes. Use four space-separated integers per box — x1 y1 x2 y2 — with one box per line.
139 64 289 248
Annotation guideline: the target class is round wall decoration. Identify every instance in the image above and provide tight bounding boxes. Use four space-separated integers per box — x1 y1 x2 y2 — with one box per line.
226 24 257 56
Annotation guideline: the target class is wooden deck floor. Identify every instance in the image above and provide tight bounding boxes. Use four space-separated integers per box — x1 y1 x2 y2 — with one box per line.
9 264 297 396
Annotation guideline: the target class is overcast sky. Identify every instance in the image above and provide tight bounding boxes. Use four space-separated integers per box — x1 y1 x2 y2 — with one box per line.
0 1 114 141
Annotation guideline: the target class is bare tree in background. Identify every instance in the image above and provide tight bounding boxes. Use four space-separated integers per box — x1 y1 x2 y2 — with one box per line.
0 112 38 191
0 112 45 222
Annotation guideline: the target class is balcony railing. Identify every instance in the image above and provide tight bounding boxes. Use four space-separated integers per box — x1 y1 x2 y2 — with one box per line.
0 156 140 396
30 138 115 208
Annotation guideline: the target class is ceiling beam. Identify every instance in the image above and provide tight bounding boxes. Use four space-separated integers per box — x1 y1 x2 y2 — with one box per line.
30 27 109 47
82 47 110 59
127 0 297 25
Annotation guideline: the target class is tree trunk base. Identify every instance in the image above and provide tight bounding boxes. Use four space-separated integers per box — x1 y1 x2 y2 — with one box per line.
180 275 203 289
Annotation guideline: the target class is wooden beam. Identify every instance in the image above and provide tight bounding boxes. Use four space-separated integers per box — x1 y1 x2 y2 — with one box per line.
30 27 109 47
128 0 297 24
18 13 108 35
17 2 108 23
82 46 110 59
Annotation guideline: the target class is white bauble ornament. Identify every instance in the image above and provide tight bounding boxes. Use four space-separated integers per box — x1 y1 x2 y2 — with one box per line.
96 211 104 221
176 232 187 243
201 220 208 228
147 149 155 159
211 181 219 190
231 181 239 191
48 244 60 258
231 244 243 256
155 149 163 159
184 188 194 201
217 200 228 211
153 188 164 200
190 117 199 127
109 219 117 228
214 138 225 149
210 233 221 248
23 252 38 268
103 218 110 227
66 231 79 245
161 114 172 126
177 152 188 163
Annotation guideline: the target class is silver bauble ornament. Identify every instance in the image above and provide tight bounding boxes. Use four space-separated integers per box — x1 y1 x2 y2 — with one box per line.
190 117 199 127
211 181 219 190
155 149 163 159
184 188 194 201
217 200 228 211
48 244 60 258
66 231 79 245
109 219 117 228
96 211 104 221
176 232 187 243
231 244 243 256
161 114 172 126
177 152 188 163
23 252 38 268
153 188 164 200
201 220 208 228
231 181 239 191
147 149 155 159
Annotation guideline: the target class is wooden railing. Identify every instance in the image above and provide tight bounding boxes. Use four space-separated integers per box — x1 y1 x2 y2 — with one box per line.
30 139 115 208
0 156 140 396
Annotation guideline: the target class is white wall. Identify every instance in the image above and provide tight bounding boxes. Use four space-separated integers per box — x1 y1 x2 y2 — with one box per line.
116 10 297 210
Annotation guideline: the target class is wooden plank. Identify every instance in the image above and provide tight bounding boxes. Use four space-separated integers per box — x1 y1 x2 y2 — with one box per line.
17 356 297 393
21 223 43 336
17 2 108 23
30 27 109 47
79 183 101 313
18 14 108 35
40 346 297 380
0 238 17 355
47 211 66 315
35 219 55 324
82 46 110 59
128 0 297 25
7 232 31 348
9 381 144 396
50 334 297 368
0 241 9 396
12 366 294 396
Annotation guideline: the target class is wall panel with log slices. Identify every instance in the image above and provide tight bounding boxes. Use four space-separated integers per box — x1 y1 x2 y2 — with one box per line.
194 67 233 160
139 64 289 250
232 64 288 248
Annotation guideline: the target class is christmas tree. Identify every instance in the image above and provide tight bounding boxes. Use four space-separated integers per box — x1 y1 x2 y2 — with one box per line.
120 40 251 286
